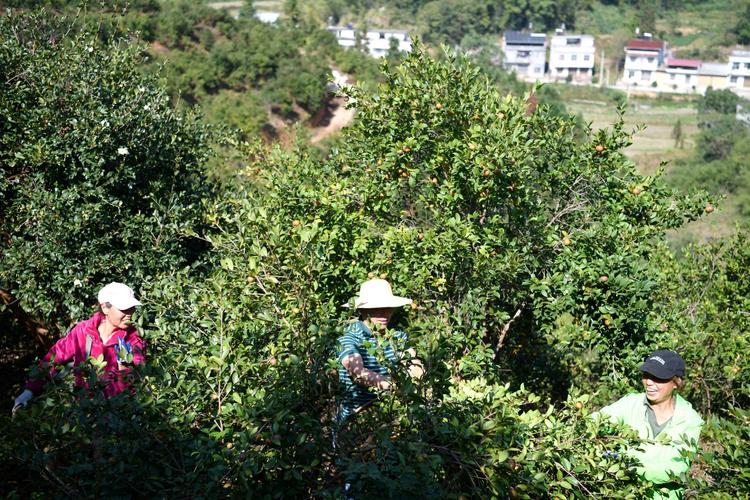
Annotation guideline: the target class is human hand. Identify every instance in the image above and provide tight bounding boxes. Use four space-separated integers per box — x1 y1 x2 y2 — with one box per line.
12 389 33 416
115 337 133 364
377 379 393 391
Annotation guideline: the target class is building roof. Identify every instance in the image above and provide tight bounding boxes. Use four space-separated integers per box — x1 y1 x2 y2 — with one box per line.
698 62 729 76
626 39 664 50
666 58 701 69
327 26 410 35
504 31 546 45
730 49 750 58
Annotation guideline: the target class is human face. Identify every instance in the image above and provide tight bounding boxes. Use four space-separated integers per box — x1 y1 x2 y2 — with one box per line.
362 307 395 329
642 372 678 405
102 303 136 330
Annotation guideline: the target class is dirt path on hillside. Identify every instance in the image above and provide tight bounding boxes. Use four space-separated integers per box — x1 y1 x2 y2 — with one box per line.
310 69 356 144
310 98 356 144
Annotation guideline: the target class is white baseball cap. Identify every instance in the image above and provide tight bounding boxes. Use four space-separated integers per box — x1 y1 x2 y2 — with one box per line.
97 282 142 310
344 279 412 309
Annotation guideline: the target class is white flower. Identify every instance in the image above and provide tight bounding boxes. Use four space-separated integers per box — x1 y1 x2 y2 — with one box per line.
117 147 129 156
87 46 94 53
100 119 109 127
73 279 82 287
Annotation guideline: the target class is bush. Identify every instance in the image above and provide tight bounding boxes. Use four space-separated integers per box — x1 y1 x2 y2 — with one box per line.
0 11 216 331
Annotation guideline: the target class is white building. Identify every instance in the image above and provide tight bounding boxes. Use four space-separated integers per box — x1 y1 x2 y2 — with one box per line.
502 31 547 80
327 25 412 58
622 37 666 86
255 11 280 24
661 58 701 92
548 33 595 83
727 50 750 92
697 62 730 93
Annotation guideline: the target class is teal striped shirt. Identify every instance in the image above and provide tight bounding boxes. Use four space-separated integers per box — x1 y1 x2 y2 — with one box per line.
336 320 406 425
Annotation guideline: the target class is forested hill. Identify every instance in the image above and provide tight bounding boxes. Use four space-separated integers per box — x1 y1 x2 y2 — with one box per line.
2 0 747 144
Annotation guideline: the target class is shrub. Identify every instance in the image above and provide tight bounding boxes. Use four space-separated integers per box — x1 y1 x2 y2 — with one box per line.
0 11 216 332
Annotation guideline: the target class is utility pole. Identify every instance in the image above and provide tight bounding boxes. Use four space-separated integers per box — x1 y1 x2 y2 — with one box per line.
600 48 605 87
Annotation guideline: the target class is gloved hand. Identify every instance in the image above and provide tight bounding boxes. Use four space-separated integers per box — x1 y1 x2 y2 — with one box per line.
12 389 33 415
115 337 133 364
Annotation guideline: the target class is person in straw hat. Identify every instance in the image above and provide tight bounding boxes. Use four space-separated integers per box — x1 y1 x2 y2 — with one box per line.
335 279 422 427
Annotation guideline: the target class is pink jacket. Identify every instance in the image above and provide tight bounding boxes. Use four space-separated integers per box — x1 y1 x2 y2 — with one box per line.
26 312 146 398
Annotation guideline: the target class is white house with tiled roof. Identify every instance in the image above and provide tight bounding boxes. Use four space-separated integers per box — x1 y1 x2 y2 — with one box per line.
622 37 666 86
657 58 701 92
327 25 411 58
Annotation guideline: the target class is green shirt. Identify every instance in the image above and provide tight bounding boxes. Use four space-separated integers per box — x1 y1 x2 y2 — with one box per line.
599 393 703 500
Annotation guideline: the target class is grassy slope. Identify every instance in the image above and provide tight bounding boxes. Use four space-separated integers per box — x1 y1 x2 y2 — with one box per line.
560 85 738 247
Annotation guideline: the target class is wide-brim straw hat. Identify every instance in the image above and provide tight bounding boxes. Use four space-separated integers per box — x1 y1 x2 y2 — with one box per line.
343 279 412 309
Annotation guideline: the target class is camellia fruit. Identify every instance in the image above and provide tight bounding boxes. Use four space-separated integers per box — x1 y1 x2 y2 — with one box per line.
562 237 572 246
595 144 604 152
599 275 609 283
704 204 714 213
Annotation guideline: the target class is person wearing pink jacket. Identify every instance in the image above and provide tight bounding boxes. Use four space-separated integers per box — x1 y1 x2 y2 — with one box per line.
12 282 146 413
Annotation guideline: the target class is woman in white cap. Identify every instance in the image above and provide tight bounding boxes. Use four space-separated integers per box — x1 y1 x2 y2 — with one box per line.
597 349 703 500
12 282 146 413
335 278 421 427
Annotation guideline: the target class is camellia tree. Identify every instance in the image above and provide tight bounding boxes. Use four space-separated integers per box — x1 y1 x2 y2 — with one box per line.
0 11 215 336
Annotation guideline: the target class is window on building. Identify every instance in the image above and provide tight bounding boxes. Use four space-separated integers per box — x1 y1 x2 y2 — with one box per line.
379 32 386 39
629 56 636 62
559 54 564 60
732 62 740 70
686 75 691 83
642 71 651 80
571 54 577 61
745 63 750 69
730 75 738 83
584 55 590 61
629 70 635 78
648 57 655 63
518 50 529 57
670 73 675 80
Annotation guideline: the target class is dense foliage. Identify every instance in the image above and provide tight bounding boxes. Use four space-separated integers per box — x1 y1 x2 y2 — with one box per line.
0 12 214 330
669 90 750 218
2 8 749 499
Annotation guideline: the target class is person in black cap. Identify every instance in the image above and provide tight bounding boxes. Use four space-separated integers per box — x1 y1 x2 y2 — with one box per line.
597 349 703 500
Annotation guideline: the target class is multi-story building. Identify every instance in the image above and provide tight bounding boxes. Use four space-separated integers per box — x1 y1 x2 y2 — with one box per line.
657 58 701 92
548 33 596 83
622 37 666 86
327 25 412 58
727 50 750 93
502 31 547 80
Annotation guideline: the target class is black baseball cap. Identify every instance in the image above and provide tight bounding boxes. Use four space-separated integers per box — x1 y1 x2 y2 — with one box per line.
640 349 685 379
